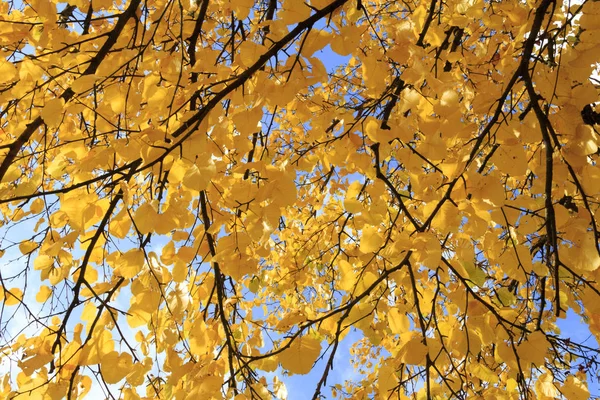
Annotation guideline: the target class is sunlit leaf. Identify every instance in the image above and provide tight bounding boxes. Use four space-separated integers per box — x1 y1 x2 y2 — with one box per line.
278 336 322 375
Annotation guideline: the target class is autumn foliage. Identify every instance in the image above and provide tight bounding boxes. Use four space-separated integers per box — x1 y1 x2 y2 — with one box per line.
1 0 600 398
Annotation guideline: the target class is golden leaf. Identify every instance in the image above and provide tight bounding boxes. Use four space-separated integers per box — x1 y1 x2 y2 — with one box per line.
278 336 322 375
2 288 23 306
41 98 65 127
101 351 133 384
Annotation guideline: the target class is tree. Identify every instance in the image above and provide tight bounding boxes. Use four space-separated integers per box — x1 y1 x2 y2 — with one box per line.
0 0 600 398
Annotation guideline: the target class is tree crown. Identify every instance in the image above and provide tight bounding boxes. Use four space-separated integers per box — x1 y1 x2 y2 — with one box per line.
1 0 600 398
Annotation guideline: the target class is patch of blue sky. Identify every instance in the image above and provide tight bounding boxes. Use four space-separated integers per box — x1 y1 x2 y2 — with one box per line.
556 312 600 397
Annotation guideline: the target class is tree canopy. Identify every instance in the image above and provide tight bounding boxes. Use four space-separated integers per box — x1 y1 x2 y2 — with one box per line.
1 0 600 398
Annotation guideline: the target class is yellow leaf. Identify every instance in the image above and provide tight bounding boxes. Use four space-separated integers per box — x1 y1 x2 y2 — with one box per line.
469 363 499 384
81 301 97 325
231 0 254 19
496 287 516 306
60 192 96 231
238 41 265 68
358 271 378 292
518 331 549 366
33 255 54 271
3 287 23 306
19 240 38 255
360 225 382 254
126 357 152 386
560 375 590 400
109 208 132 239
280 0 311 24
413 232 441 268
133 203 157 235
0 59 17 84
564 234 600 272
365 119 383 143
344 181 363 214
338 259 356 292
78 376 92 399
278 336 322 375
303 29 331 57
41 98 65 127
435 89 460 117
493 145 528 177
1 164 22 184
256 356 278 372
398 336 428 365
103 84 126 114
71 75 99 94
378 364 397 398
460 260 486 287
388 308 409 334
35 286 52 302
535 372 559 398
506 378 518 392
115 249 145 279
181 163 216 194
101 351 133 384
330 25 361 56
123 388 141 400
29 198 44 214
273 172 298 207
